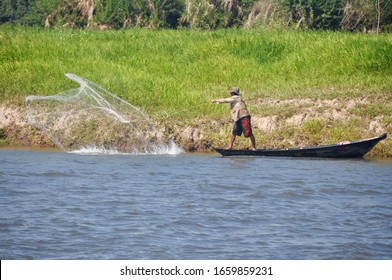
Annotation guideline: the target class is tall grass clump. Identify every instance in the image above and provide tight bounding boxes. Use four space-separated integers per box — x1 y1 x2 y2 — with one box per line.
2 26 391 99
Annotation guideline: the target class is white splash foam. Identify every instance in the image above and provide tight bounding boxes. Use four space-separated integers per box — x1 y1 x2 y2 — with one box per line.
68 145 123 155
68 141 183 156
149 140 184 155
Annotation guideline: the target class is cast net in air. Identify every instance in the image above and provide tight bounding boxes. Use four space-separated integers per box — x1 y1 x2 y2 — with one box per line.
25 74 181 154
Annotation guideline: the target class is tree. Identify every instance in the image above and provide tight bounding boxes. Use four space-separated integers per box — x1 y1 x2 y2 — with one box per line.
0 0 33 23
0 0 14 23
0 0 391 31
314 0 344 30
341 0 392 32
94 0 185 29
180 0 252 29
282 0 344 30
376 0 392 33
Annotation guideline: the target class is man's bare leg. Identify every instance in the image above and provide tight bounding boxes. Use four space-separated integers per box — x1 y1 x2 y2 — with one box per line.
250 135 256 151
227 134 236 149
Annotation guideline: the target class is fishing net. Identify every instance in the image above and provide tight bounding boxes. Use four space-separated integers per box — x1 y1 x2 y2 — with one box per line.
25 73 179 154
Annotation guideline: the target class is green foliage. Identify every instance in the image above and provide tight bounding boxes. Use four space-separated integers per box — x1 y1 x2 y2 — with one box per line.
94 0 185 29
1 0 391 31
0 0 62 25
0 0 29 23
314 0 344 29
284 0 344 30
180 0 251 29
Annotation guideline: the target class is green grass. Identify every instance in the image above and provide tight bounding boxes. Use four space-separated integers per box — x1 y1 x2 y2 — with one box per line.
1 26 392 155
2 26 391 112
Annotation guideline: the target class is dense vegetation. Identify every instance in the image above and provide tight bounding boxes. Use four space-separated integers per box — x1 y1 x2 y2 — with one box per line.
1 26 391 156
1 0 392 32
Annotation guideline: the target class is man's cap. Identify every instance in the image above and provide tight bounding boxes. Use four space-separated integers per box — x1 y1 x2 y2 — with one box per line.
229 87 240 95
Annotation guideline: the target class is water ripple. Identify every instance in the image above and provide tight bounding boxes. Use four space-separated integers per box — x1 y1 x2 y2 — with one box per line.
1 151 391 259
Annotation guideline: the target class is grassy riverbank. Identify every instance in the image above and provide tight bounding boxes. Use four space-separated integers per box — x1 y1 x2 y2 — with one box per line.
1 26 391 156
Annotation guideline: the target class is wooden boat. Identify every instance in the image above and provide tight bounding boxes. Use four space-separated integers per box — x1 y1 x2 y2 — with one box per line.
212 133 387 158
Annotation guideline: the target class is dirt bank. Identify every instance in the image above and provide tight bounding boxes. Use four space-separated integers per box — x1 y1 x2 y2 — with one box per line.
0 102 54 147
164 97 391 157
1 97 391 157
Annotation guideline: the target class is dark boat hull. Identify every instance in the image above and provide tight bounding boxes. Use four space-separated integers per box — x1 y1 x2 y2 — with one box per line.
212 133 387 158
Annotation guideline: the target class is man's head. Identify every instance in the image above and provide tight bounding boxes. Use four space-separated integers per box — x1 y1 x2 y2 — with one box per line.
229 87 240 96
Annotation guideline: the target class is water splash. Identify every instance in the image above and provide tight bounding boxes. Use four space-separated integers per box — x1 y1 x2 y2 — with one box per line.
26 74 182 155
69 140 183 156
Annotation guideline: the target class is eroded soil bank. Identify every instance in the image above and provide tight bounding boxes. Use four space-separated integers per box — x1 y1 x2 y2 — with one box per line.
1 97 391 157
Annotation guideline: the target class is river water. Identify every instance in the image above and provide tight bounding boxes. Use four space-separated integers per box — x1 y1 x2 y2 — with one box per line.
1 149 391 260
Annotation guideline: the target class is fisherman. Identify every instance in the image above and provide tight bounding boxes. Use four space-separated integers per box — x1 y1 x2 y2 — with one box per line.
210 87 257 151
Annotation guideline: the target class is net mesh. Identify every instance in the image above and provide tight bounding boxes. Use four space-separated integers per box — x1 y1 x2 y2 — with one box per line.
25 74 178 154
